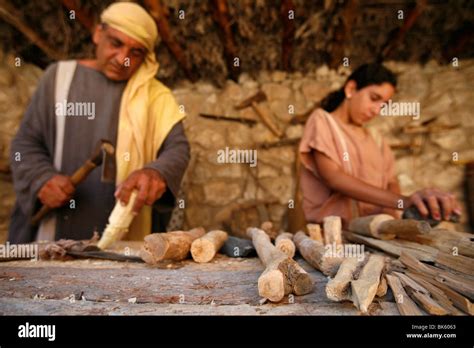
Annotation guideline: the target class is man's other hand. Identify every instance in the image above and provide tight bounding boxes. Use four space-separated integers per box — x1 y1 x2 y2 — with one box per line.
115 168 166 214
38 175 75 209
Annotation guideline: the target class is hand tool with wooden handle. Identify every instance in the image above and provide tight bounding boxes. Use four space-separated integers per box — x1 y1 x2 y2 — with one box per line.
31 139 115 225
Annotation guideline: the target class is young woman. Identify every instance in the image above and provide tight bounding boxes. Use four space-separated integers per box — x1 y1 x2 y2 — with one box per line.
299 63 461 227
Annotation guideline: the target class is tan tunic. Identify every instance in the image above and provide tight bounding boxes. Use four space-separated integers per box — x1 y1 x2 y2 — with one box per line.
299 108 398 226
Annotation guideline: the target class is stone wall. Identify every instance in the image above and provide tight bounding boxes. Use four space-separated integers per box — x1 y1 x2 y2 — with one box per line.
176 60 474 235
1 57 473 242
0 52 43 243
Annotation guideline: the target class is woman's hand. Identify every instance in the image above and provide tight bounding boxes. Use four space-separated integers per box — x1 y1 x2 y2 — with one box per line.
405 188 462 221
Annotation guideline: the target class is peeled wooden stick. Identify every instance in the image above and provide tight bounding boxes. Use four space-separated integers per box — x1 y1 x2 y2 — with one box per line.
351 254 386 313
275 232 296 258
326 257 364 302
247 227 313 302
307 223 323 242
98 190 138 249
140 227 206 264
323 216 342 246
294 231 344 276
191 230 228 263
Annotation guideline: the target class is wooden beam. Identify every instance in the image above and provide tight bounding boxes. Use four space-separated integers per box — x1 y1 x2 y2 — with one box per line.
380 0 427 60
144 0 197 82
61 0 95 33
280 0 295 71
0 0 65 60
442 22 474 63
328 0 359 69
211 0 239 81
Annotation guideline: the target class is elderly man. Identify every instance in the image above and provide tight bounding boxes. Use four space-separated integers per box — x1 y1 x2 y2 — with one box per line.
9 2 190 243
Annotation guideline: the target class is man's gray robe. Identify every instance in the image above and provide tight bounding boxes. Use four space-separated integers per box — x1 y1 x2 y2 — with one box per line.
8 62 190 243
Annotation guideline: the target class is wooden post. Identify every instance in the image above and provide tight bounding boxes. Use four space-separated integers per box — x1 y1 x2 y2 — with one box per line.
307 223 323 242
247 228 313 302
144 0 197 81
61 0 95 33
275 232 296 258
211 0 239 81
294 231 343 276
280 0 295 71
323 216 342 246
140 227 206 264
191 230 228 263
0 0 65 60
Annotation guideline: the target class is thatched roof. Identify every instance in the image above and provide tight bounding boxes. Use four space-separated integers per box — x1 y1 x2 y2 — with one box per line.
1 0 473 86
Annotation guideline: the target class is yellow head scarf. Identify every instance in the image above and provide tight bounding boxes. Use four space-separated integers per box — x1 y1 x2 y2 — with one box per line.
101 2 185 239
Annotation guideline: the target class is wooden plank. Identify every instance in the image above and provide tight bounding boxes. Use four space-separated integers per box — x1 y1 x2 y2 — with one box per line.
344 231 436 262
397 230 474 258
405 271 465 315
435 251 474 276
403 271 473 315
386 274 423 315
351 254 386 313
394 272 448 316
399 252 474 300
0 255 400 315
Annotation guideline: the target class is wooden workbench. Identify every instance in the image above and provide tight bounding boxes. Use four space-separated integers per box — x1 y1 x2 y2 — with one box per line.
0 242 399 315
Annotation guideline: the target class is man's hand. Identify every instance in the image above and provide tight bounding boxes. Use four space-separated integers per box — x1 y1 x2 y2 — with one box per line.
115 168 166 214
405 188 462 221
38 175 75 209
